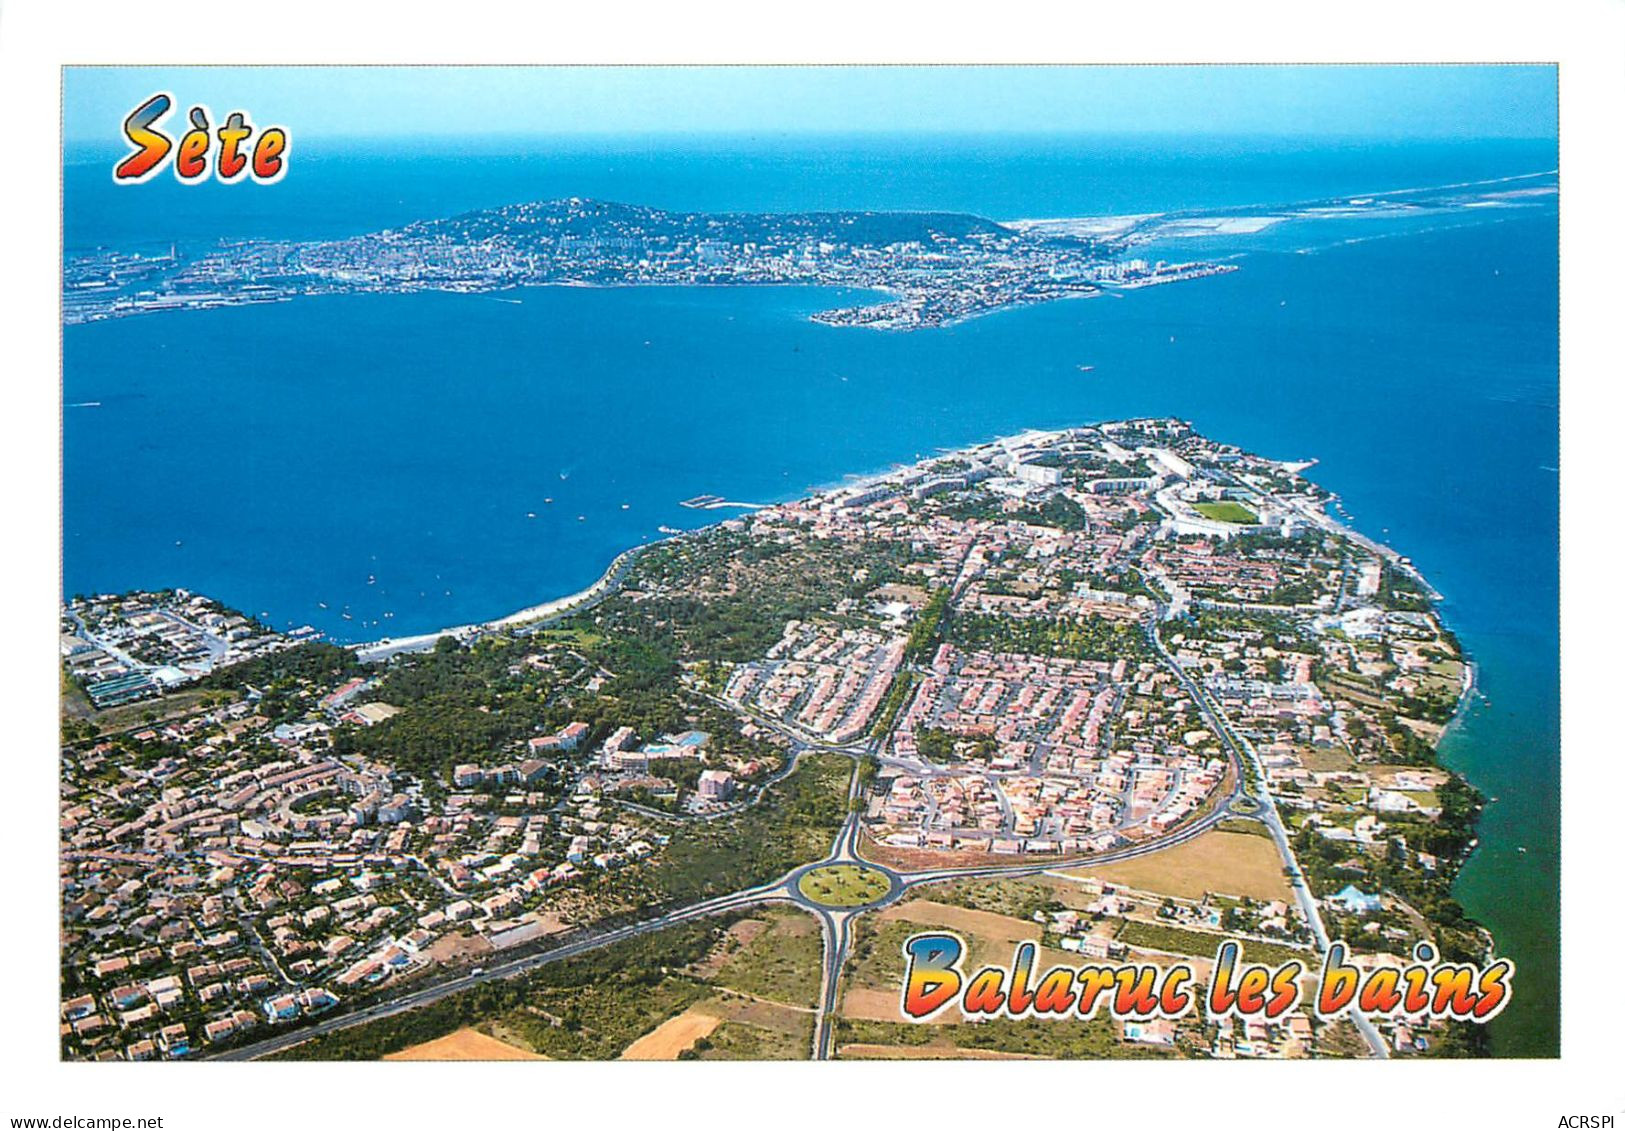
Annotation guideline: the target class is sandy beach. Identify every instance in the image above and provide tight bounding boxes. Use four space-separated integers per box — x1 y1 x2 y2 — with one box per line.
351 542 650 661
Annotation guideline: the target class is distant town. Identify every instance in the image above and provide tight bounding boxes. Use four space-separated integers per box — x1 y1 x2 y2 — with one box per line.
61 172 1557 333
61 419 1489 1062
62 197 1235 330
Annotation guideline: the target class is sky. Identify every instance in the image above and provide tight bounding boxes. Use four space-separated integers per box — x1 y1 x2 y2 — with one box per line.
63 65 1557 151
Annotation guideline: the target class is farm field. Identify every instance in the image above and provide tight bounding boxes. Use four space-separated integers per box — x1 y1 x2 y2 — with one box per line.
1055 828 1292 902
620 1007 722 1060
383 1028 547 1061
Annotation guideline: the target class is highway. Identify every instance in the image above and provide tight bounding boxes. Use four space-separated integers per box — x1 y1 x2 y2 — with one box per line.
212 879 800 1061
212 621 1388 1063
213 743 1245 1062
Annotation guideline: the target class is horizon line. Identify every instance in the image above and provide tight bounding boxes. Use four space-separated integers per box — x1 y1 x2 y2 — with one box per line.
62 127 1559 161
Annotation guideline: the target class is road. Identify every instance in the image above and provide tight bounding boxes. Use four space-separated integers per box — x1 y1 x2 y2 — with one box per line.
211 742 1244 1063
1144 610 1389 1059
212 621 1383 1064
212 878 799 1061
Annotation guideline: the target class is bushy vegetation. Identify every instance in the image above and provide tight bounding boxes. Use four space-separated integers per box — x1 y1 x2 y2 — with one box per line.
950 612 1151 662
904 589 950 662
1113 919 1308 967
273 915 734 1061
1375 565 1432 613
602 528 918 663
870 670 916 738
936 492 1089 532
330 629 777 785
202 641 362 692
834 1016 1177 1059
1291 772 1486 964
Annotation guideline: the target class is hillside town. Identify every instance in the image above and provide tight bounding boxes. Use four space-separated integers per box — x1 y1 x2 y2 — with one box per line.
61 419 1483 1061
62 198 1233 329
60 647 789 1060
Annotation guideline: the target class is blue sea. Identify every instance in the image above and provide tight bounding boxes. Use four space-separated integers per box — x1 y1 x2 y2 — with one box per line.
62 134 1558 1055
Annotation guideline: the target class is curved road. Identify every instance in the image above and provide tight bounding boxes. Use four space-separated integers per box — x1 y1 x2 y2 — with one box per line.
1144 610 1388 1059
214 642 1381 1062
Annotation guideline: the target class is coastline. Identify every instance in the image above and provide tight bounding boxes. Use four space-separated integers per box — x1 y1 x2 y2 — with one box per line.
348 424 1066 657
342 421 1500 983
67 417 1514 1051
350 542 654 663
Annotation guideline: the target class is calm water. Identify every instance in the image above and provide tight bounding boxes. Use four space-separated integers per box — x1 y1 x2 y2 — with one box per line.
62 135 1558 1054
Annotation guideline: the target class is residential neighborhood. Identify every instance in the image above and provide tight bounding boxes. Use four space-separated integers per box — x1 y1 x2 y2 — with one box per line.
61 420 1487 1062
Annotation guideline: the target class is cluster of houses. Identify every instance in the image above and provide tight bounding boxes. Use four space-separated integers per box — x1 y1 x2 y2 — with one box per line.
62 589 309 708
59 645 689 1061
453 721 589 788
869 639 1225 853
722 620 905 744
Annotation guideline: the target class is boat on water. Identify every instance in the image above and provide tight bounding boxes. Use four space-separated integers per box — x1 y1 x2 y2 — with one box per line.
1076 364 1095 372
657 525 682 535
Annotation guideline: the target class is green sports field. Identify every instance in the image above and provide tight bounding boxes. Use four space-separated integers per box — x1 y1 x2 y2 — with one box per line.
1192 501 1259 524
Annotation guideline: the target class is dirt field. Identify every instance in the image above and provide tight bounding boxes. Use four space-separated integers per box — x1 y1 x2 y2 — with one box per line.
1053 829 1291 902
423 930 494 965
843 985 921 1025
619 1006 722 1060
62 686 219 735
701 993 812 1030
1299 744 1355 773
384 1027 546 1061
876 900 1038 949
839 1043 1042 1060
1396 716 1445 742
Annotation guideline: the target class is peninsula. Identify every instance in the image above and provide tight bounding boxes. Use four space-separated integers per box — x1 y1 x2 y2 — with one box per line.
60 171 1555 331
62 197 1231 329
60 420 1489 1063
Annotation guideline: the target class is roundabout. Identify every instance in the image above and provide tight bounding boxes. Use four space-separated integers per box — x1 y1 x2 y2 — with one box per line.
793 863 900 909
